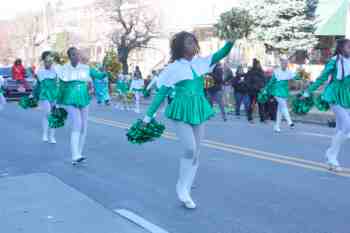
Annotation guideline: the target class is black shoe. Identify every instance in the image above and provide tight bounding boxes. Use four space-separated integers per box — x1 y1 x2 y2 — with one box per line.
289 123 295 129
72 157 86 165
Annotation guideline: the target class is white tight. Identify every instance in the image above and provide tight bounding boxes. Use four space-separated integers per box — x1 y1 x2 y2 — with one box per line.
40 100 54 138
333 105 350 134
0 93 6 110
174 121 205 164
275 97 292 128
327 105 350 164
134 92 141 112
66 106 89 158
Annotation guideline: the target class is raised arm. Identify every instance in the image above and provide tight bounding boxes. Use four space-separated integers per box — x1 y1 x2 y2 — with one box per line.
307 59 336 94
210 41 234 66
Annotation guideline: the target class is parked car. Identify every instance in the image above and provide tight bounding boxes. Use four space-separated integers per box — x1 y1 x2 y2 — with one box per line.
0 67 35 100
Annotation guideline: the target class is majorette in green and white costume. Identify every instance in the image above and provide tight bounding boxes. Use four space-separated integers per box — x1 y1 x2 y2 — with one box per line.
130 78 144 113
264 68 300 132
115 75 130 110
143 41 233 208
37 67 59 143
56 63 91 163
304 56 350 171
90 66 110 104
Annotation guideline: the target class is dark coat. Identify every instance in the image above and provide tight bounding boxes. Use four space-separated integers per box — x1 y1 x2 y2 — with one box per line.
246 69 266 95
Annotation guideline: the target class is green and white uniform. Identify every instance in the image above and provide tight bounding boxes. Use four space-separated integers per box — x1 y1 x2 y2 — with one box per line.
115 77 130 110
38 68 59 102
143 41 233 208
90 67 110 104
306 56 350 169
116 78 129 95
57 63 91 108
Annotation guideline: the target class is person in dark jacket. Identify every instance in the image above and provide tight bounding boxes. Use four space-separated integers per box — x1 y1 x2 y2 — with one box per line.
264 69 277 121
232 65 252 121
246 59 267 123
207 63 227 121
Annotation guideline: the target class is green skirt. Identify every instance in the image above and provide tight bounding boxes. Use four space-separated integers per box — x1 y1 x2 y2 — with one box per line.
39 79 58 102
165 94 214 125
57 80 91 108
323 79 350 109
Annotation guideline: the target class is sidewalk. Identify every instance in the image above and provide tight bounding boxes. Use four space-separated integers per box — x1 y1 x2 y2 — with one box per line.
0 173 147 233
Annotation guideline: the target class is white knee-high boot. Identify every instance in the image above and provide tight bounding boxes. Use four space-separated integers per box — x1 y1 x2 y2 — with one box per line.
326 131 347 170
176 158 196 209
281 106 293 126
49 128 56 144
79 129 87 157
71 131 82 161
42 118 49 142
274 108 282 132
186 159 199 194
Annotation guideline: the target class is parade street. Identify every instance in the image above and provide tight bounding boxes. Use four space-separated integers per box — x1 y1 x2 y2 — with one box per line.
0 101 349 233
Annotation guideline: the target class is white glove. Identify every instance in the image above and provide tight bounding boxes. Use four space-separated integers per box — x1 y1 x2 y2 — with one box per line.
302 92 310 98
143 115 152 124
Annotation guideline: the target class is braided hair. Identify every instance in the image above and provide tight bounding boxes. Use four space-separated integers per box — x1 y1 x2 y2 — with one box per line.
170 31 200 63
334 39 350 80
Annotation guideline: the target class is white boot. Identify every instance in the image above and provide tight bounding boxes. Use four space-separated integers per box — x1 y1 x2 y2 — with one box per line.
326 131 347 172
71 132 83 163
176 158 196 209
79 129 87 157
274 108 282 133
281 107 293 126
42 119 49 142
186 160 199 196
49 129 56 144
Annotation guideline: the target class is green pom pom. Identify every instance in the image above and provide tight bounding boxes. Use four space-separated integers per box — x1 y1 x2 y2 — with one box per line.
314 95 330 112
18 96 38 109
257 91 269 104
127 119 165 144
48 107 68 128
143 89 150 98
292 94 314 115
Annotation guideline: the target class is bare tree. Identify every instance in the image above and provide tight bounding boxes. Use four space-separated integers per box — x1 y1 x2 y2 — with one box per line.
98 0 159 74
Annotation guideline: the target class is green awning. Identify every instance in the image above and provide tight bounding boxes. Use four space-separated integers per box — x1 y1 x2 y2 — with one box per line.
315 0 349 36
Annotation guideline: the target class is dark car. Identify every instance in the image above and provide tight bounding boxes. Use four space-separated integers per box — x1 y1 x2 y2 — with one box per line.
0 67 35 100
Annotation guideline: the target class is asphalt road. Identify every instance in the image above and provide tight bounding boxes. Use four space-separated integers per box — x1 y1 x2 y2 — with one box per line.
0 101 349 233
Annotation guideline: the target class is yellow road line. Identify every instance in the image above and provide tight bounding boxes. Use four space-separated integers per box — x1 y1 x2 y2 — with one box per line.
89 116 350 177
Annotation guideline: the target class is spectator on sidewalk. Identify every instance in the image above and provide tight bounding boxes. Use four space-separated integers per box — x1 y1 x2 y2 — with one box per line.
246 59 267 123
207 63 227 121
232 65 252 121
12 59 29 91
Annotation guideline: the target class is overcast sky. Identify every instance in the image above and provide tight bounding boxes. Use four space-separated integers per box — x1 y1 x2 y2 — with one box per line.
0 0 240 25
